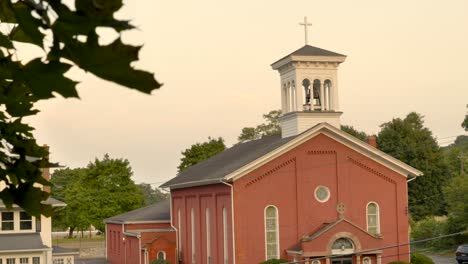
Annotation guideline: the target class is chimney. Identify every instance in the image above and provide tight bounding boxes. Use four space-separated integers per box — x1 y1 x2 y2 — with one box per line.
42 144 50 193
367 136 377 148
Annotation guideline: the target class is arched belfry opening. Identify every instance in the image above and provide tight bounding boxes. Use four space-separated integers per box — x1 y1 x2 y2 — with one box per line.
271 42 346 137
312 79 321 110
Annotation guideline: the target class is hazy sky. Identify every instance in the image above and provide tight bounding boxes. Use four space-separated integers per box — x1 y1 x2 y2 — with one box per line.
28 0 468 187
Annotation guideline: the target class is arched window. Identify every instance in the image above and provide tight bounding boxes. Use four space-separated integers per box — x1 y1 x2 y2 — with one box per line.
191 208 196 263
265 205 279 260
367 202 380 234
331 237 354 255
223 207 229 264
206 208 211 262
157 251 166 260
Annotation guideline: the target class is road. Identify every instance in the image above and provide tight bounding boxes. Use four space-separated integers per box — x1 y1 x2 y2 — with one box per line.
428 254 457 264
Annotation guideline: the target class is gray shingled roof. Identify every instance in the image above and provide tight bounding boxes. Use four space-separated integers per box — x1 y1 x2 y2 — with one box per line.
0 233 48 252
52 246 79 256
104 200 170 223
272 45 346 65
160 134 298 189
0 197 66 208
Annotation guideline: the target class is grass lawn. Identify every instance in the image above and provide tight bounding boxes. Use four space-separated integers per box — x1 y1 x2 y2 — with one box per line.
53 235 105 245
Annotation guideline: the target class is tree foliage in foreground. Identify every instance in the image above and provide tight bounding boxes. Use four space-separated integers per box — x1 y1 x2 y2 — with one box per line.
178 137 226 172
377 112 449 220
0 0 161 216
238 110 281 143
52 154 144 234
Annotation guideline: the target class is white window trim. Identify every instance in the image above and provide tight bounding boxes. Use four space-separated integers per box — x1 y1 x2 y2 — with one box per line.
223 207 228 264
314 185 331 203
157 251 166 260
363 256 372 264
177 208 182 254
264 205 280 260
191 208 195 263
366 201 380 234
0 211 36 233
206 208 211 262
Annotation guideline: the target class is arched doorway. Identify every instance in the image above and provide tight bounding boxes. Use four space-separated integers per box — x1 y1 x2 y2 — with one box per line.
330 238 354 264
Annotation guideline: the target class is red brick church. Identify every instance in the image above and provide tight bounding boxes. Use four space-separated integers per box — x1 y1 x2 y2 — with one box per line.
160 42 423 264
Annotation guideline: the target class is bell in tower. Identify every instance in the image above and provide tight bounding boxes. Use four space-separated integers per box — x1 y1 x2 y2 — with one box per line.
271 17 346 138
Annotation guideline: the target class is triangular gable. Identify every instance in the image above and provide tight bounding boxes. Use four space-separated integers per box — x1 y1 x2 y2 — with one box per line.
225 123 423 182
303 218 380 242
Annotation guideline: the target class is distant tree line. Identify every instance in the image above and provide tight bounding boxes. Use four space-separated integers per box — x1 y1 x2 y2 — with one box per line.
179 109 467 226
51 154 168 237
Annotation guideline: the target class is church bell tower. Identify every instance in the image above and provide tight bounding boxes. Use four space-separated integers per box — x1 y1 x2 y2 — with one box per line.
272 18 346 138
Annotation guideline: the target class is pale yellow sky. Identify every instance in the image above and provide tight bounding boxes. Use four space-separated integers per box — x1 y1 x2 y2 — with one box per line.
28 0 468 186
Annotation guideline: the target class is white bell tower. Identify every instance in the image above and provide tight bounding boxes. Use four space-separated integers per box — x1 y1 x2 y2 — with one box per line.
271 18 346 138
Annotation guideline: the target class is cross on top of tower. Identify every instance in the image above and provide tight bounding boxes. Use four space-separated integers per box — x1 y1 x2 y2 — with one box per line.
299 16 313 45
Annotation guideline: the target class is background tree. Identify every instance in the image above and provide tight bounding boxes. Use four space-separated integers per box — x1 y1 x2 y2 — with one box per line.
377 112 449 220
0 0 160 216
238 110 281 142
50 167 89 237
51 154 143 234
340 125 368 141
83 154 143 231
178 137 226 172
137 183 169 206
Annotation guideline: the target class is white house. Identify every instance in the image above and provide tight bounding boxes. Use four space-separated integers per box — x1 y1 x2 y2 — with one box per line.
0 147 78 264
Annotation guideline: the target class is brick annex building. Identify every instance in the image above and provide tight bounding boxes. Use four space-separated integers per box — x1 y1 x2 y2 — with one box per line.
159 43 423 264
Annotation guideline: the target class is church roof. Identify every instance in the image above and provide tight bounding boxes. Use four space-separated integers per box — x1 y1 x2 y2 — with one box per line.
271 45 346 66
161 123 423 190
104 200 170 224
160 134 298 189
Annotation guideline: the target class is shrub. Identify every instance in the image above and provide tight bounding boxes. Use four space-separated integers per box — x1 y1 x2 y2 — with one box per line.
388 261 410 264
151 260 170 264
410 253 434 264
411 217 445 248
259 259 289 264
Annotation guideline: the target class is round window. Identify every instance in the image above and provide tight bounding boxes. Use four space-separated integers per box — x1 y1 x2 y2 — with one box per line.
315 185 330 203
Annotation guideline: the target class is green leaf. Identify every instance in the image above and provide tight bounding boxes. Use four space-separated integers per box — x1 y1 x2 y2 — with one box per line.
0 32 13 49
0 0 16 23
10 2 45 47
63 36 161 93
75 0 123 19
50 0 133 37
22 58 79 99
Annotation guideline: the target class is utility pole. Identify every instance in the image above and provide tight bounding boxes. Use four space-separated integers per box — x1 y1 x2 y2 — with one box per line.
458 152 466 176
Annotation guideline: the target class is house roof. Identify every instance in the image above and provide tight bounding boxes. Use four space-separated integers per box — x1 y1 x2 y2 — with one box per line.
0 233 49 253
104 200 170 224
52 246 79 256
0 197 66 208
161 123 423 190
160 134 298 189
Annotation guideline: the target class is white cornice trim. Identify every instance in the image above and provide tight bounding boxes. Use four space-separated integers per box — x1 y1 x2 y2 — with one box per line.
224 123 423 182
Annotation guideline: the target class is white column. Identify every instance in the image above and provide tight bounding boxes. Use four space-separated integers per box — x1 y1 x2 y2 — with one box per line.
324 84 329 110
291 83 296 112
356 255 361 264
319 81 325 111
377 254 382 264
281 84 287 113
325 258 330 264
